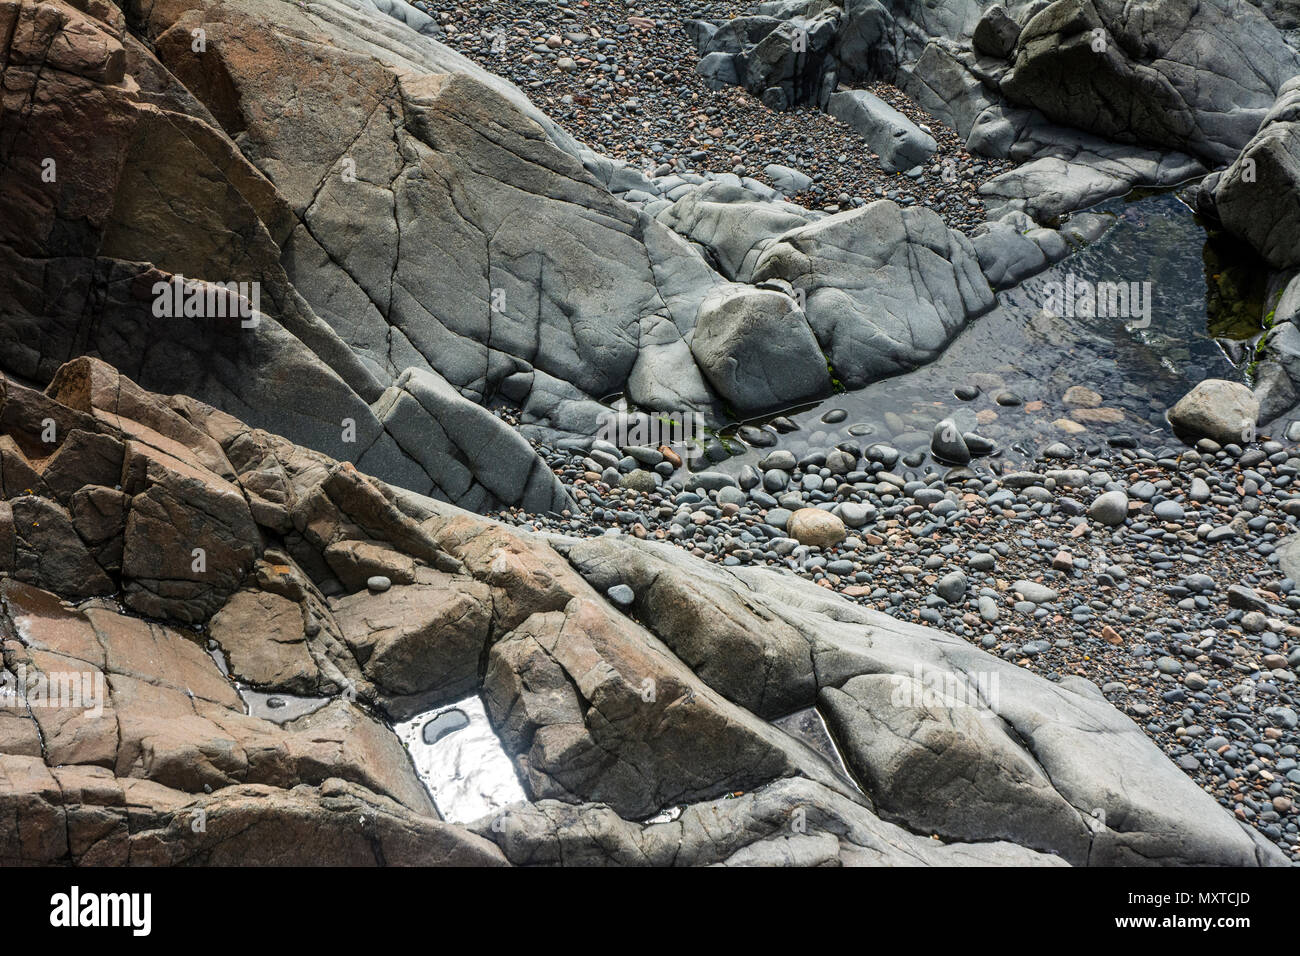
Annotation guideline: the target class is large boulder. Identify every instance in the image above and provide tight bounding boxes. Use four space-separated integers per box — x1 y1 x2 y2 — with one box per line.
1167 379 1260 445
690 287 832 415
1210 76 1300 270
750 201 995 388
655 181 813 282
826 89 937 171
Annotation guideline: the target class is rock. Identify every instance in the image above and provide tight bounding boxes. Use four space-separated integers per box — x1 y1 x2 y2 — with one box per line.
690 287 832 414
0 0 717 510
333 577 493 719
118 439 261 623
1063 385 1103 408
656 180 812 281
1013 580 1059 603
483 597 845 818
1168 380 1260 446
1153 500 1185 522
8 495 114 599
762 163 813 194
475 776 1061 867
787 508 847 548
935 570 968 603
324 540 417 592
826 89 938 172
1001 0 1299 166
366 576 392 593
1089 489 1129 526
606 584 635 608
931 419 972 464
1211 76 1300 269
973 5 1021 59
697 50 740 88
750 202 995 389
739 9 841 108
208 589 324 694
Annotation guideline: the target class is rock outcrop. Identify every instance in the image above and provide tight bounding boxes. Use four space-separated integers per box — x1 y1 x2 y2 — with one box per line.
0 357 1285 866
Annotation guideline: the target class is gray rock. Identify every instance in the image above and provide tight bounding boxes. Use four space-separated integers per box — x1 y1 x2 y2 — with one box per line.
935 570 968 603
931 418 972 464
1168 380 1260 446
1013 580 1059 603
1089 489 1129 526
1001 0 1299 166
973 4 1021 59
826 89 938 172
751 202 995 389
690 287 832 415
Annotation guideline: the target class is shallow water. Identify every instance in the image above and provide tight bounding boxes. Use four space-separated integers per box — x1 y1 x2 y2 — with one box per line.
393 694 526 824
705 189 1273 472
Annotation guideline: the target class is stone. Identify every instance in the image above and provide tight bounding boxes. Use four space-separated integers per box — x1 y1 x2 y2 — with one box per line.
973 4 1021 59
931 419 972 464
333 577 493 719
826 89 938 172
935 570 968 603
690 286 831 414
1168 380 1260 445
324 540 417 592
750 202 995 389
787 508 847 548
1089 490 1129 526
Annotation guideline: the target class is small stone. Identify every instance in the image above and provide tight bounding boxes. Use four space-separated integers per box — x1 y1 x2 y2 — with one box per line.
366 575 391 593
787 509 847 548
606 584 635 608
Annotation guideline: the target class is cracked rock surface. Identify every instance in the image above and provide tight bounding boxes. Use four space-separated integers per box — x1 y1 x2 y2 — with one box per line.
0 357 1285 865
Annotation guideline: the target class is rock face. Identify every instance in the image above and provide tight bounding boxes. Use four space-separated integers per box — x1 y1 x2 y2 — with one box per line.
826 89 937 172
751 202 995 388
1168 380 1261 445
1 357 1284 866
1001 0 1299 165
973 4 1021 59
1209 76 1300 270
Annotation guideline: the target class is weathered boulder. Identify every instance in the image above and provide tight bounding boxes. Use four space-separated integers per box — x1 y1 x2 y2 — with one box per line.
8 496 114 598
119 440 261 622
1210 76 1300 270
1167 380 1260 445
332 576 493 719
483 597 849 819
690 287 832 415
474 776 1064 867
826 89 937 171
973 4 1022 58
1001 0 1299 165
739 8 842 108
750 201 995 388
656 181 813 281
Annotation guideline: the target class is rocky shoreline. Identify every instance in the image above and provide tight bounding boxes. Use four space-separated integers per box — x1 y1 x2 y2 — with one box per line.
6 0 1300 869
494 390 1300 860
